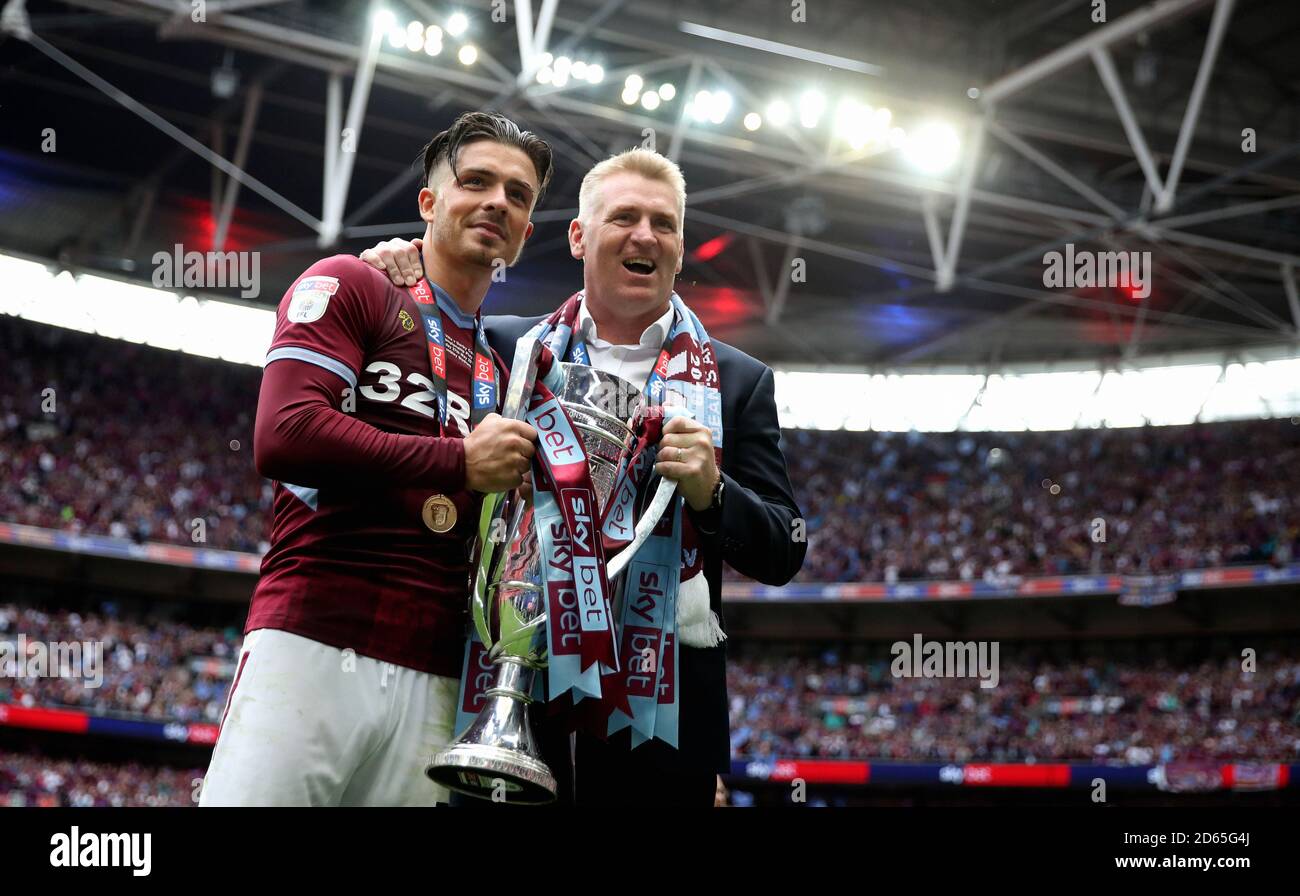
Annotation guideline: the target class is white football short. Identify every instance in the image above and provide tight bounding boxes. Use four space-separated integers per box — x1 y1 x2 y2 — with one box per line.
198 628 459 807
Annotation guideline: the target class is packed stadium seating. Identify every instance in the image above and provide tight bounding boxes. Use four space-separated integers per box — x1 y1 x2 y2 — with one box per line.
3 318 1298 584
727 645 1300 764
0 748 201 807
0 603 238 723
777 421 1300 583
3 601 1296 781
1 319 268 553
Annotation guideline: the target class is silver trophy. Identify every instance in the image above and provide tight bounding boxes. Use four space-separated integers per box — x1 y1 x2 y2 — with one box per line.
427 338 678 804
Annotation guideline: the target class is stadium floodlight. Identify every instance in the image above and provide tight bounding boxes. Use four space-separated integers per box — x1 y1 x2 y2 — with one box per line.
906 122 961 174
798 89 825 128
458 44 478 65
690 89 730 123
539 52 553 67
833 98 863 144
625 74 643 92
571 60 588 80
446 12 468 36
641 91 661 111
536 65 554 84
691 90 712 122
708 90 732 124
835 100 891 150
766 99 791 126
404 20 425 53
834 97 861 122
621 86 639 105
552 69 569 87
888 126 907 148
373 9 397 30
424 39 442 57
658 83 676 101
586 64 604 84
387 26 406 49
743 112 762 131
554 56 572 75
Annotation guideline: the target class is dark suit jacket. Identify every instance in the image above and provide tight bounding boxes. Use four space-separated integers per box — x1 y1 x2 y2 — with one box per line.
483 313 806 779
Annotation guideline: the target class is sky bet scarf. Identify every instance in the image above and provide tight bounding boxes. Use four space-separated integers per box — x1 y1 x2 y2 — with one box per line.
451 291 724 750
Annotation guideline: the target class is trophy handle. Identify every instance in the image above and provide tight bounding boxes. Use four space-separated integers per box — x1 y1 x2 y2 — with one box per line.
470 490 507 646
605 476 679 582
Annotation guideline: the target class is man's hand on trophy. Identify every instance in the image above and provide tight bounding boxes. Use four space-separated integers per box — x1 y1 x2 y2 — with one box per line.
654 415 719 512
518 469 534 506
464 413 537 493
359 237 424 286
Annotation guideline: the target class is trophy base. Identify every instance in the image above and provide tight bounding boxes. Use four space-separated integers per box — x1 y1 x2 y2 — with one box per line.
427 743 557 805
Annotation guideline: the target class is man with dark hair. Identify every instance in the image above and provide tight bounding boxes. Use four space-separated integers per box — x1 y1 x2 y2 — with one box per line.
200 112 552 807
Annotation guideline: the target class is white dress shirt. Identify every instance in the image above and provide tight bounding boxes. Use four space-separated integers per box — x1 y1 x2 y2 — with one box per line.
575 296 673 387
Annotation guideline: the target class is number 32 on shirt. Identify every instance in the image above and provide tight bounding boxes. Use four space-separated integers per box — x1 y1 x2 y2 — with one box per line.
358 361 471 437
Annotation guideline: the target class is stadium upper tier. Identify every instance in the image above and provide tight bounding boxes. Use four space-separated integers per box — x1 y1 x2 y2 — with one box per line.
2 249 1299 431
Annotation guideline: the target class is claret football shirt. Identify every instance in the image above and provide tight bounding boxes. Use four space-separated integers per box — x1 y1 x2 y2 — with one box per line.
248 255 503 675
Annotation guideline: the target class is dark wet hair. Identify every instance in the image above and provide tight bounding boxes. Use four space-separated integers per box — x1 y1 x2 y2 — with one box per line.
418 110 554 204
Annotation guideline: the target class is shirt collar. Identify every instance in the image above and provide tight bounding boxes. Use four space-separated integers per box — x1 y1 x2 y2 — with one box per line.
577 295 674 349
426 279 478 329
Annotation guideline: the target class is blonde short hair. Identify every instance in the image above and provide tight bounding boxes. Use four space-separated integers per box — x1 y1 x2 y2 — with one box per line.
578 148 686 232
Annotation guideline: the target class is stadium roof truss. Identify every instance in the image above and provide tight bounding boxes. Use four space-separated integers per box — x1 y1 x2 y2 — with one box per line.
3 0 1300 366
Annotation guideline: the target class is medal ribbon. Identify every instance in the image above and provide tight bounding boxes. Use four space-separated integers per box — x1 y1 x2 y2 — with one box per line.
407 278 498 430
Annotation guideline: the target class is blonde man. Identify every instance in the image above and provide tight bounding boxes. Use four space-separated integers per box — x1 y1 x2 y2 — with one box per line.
361 148 804 806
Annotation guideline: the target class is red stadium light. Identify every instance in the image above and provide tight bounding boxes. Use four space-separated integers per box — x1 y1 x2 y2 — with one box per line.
1116 271 1147 303
679 285 755 327
691 231 735 263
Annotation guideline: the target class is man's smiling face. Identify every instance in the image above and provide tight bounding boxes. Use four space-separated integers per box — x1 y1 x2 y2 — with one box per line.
425 139 538 270
570 170 684 319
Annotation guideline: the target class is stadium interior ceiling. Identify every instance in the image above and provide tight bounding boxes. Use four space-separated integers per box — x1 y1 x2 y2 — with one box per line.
3 0 1300 367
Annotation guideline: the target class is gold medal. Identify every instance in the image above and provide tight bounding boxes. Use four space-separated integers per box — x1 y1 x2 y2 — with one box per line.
422 494 457 533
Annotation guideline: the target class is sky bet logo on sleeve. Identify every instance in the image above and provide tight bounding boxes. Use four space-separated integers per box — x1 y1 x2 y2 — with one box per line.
287 276 339 323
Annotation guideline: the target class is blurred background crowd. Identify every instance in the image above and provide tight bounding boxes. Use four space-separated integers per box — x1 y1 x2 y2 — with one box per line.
4 319 1297 583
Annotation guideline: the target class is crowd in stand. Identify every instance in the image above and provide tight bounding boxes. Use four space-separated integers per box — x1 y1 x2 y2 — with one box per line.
0 749 200 807
728 646 1300 764
778 421 1300 584
3 319 1300 582
0 319 269 553
0 604 238 724
2 602 1297 769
